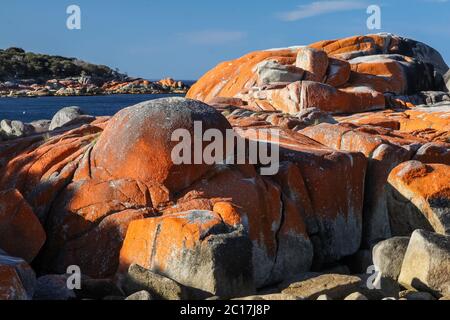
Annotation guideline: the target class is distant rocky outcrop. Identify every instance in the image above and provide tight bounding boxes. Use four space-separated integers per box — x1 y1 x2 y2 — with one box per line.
0 34 449 300
0 48 190 97
187 33 449 113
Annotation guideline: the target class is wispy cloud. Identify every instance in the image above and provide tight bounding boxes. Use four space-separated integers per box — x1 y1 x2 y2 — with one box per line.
278 1 368 22
180 30 247 45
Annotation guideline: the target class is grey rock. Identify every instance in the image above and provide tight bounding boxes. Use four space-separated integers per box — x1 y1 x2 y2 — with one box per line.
0 119 35 138
357 274 400 300
30 119 51 133
344 292 368 300
256 60 304 85
233 293 302 300
34 274 76 300
277 272 321 291
125 290 153 300
398 229 450 297
281 274 362 300
123 264 187 300
49 106 89 130
372 237 410 281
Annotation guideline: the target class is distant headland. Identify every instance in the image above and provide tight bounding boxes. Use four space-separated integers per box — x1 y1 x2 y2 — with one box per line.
0 47 191 97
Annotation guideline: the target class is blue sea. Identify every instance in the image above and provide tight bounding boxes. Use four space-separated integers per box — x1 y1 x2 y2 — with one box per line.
0 94 185 123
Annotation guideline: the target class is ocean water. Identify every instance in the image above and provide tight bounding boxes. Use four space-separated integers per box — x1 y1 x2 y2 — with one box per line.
0 93 185 123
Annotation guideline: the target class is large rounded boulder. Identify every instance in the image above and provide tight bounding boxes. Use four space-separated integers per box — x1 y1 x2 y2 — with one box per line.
91 97 232 193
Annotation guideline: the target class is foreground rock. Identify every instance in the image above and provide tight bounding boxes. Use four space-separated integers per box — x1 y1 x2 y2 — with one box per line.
120 211 255 298
372 237 410 281
0 33 449 300
388 161 450 236
187 33 448 114
0 189 46 262
122 264 188 300
398 229 450 297
280 274 362 300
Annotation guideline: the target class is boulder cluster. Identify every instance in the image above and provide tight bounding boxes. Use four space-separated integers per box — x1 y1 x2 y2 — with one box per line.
0 77 189 98
0 34 449 300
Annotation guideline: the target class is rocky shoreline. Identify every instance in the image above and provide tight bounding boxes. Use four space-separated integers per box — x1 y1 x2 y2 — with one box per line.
0 33 449 301
0 77 190 98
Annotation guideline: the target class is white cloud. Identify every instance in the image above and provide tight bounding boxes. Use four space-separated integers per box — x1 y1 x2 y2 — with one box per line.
180 30 247 45
278 1 368 22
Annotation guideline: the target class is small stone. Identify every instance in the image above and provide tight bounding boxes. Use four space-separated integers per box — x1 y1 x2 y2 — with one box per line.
281 274 362 300
344 292 368 300
234 293 302 300
125 290 153 300
122 264 187 300
317 294 332 300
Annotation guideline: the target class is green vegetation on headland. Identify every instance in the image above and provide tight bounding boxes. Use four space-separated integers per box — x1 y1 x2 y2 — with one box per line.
0 47 190 97
0 47 123 82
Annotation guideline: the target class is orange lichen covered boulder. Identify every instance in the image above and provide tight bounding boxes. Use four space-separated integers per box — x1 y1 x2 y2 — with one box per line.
235 126 366 266
91 97 232 195
187 33 448 115
39 178 154 278
173 163 313 287
301 123 420 246
309 33 449 78
0 189 46 262
265 81 385 114
387 161 450 236
295 47 329 82
119 210 255 297
325 57 351 87
0 122 105 222
187 48 298 102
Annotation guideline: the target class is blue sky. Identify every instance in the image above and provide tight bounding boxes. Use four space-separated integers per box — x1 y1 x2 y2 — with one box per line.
1 0 449 80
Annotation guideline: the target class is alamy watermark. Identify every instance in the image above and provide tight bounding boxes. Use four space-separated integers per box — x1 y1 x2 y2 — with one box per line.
66 5 81 30
171 122 280 176
367 4 381 30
